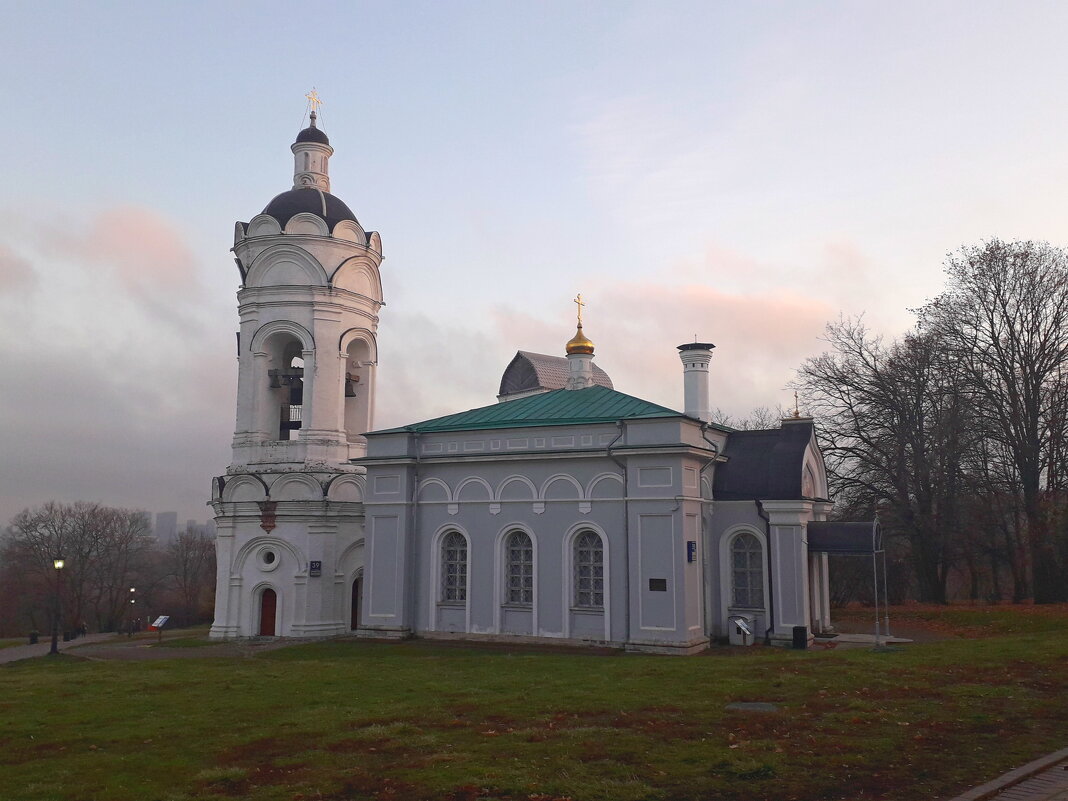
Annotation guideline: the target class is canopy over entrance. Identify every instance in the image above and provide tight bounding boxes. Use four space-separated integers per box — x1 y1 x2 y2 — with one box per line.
807 520 893 647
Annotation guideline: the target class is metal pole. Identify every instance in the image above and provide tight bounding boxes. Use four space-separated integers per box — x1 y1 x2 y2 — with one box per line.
872 547 881 647
881 548 891 638
49 565 61 656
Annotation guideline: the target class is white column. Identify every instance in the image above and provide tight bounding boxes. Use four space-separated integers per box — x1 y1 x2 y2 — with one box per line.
251 352 272 442
209 521 238 639
297 348 317 434
761 500 814 642
819 552 832 631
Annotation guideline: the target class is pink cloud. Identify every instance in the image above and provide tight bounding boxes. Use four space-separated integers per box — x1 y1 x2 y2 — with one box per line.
42 205 203 302
0 245 36 295
375 280 835 431
584 282 834 416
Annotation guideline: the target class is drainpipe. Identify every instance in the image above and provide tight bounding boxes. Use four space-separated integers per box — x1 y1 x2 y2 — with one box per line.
756 500 775 645
698 423 720 482
606 421 627 643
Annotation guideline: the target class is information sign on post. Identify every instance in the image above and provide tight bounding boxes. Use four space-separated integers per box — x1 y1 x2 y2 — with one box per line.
150 615 170 644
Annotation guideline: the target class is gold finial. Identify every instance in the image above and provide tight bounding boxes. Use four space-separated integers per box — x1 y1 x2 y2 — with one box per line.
573 293 586 325
566 293 594 355
793 391 801 419
305 88 323 115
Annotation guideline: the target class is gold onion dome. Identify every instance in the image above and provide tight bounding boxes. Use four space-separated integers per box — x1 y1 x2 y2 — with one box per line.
566 323 595 355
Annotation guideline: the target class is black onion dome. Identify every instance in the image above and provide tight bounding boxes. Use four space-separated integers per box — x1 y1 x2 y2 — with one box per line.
262 188 358 230
295 125 330 145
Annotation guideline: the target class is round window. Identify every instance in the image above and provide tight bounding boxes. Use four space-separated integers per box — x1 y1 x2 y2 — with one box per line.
259 548 280 572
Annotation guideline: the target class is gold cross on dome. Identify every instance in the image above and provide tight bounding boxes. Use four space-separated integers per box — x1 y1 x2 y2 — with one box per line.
573 293 586 324
305 88 323 114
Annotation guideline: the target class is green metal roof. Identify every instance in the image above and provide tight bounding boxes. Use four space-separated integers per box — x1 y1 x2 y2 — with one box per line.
368 385 686 435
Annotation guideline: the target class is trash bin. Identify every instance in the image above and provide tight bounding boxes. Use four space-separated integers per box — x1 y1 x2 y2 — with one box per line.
28 632 38 645
792 625 808 650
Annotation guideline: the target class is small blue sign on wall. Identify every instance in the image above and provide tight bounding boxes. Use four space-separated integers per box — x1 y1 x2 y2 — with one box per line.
309 560 322 577
686 541 697 563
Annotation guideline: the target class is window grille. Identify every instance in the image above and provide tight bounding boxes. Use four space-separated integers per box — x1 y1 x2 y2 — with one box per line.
505 531 533 605
440 531 467 603
731 532 764 608
573 531 604 609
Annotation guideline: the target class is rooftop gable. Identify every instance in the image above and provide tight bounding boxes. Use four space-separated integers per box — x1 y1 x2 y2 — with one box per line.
713 420 820 501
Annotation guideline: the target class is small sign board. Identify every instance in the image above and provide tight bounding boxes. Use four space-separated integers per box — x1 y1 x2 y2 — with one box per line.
150 615 170 630
309 560 322 577
686 541 697 563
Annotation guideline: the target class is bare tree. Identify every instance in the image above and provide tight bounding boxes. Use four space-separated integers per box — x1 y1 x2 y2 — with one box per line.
711 405 788 430
167 525 216 625
918 239 1068 603
795 320 977 603
2 502 156 632
88 508 155 631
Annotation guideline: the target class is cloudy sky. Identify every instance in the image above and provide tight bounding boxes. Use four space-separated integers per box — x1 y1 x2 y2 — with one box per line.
3 1 1068 525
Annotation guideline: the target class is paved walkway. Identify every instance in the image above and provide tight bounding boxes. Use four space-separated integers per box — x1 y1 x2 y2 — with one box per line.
0 632 115 664
948 749 1068 801
1 631 299 663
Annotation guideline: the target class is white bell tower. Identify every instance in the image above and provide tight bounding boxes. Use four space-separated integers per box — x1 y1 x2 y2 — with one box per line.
210 96 382 639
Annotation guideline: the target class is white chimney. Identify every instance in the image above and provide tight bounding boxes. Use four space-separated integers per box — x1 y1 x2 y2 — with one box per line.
677 342 715 422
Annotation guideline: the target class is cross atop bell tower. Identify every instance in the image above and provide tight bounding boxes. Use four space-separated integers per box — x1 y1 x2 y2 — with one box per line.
292 90 332 191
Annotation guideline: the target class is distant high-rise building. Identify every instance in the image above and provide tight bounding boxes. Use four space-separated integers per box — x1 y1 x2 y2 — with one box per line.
154 512 178 544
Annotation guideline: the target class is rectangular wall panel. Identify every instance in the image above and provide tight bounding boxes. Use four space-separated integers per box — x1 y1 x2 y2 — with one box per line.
638 514 676 631
637 467 672 487
368 516 399 617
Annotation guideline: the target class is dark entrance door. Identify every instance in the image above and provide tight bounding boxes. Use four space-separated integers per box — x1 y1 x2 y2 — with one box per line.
350 577 362 630
259 588 277 636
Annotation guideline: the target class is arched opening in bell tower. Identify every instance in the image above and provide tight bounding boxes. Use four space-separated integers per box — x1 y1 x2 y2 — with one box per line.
262 333 307 441
343 337 375 443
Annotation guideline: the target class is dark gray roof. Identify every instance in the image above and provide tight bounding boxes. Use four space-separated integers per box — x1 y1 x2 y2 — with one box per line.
713 421 819 501
807 521 881 553
262 188 358 230
499 351 613 397
295 125 330 145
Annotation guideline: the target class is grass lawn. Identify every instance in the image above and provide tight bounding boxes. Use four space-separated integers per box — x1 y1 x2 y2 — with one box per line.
0 638 28 651
2 606 1067 801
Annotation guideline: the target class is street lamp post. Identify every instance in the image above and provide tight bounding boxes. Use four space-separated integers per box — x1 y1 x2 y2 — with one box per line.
128 587 136 637
49 556 65 656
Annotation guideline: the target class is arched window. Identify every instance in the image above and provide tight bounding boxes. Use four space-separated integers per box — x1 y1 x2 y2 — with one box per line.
505 531 533 605
573 531 604 609
731 533 764 608
304 152 310 171
440 531 467 603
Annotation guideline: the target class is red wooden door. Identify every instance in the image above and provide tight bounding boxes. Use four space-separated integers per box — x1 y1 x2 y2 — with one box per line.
259 589 277 636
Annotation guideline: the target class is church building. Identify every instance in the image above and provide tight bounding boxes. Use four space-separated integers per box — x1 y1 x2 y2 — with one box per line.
209 110 865 652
